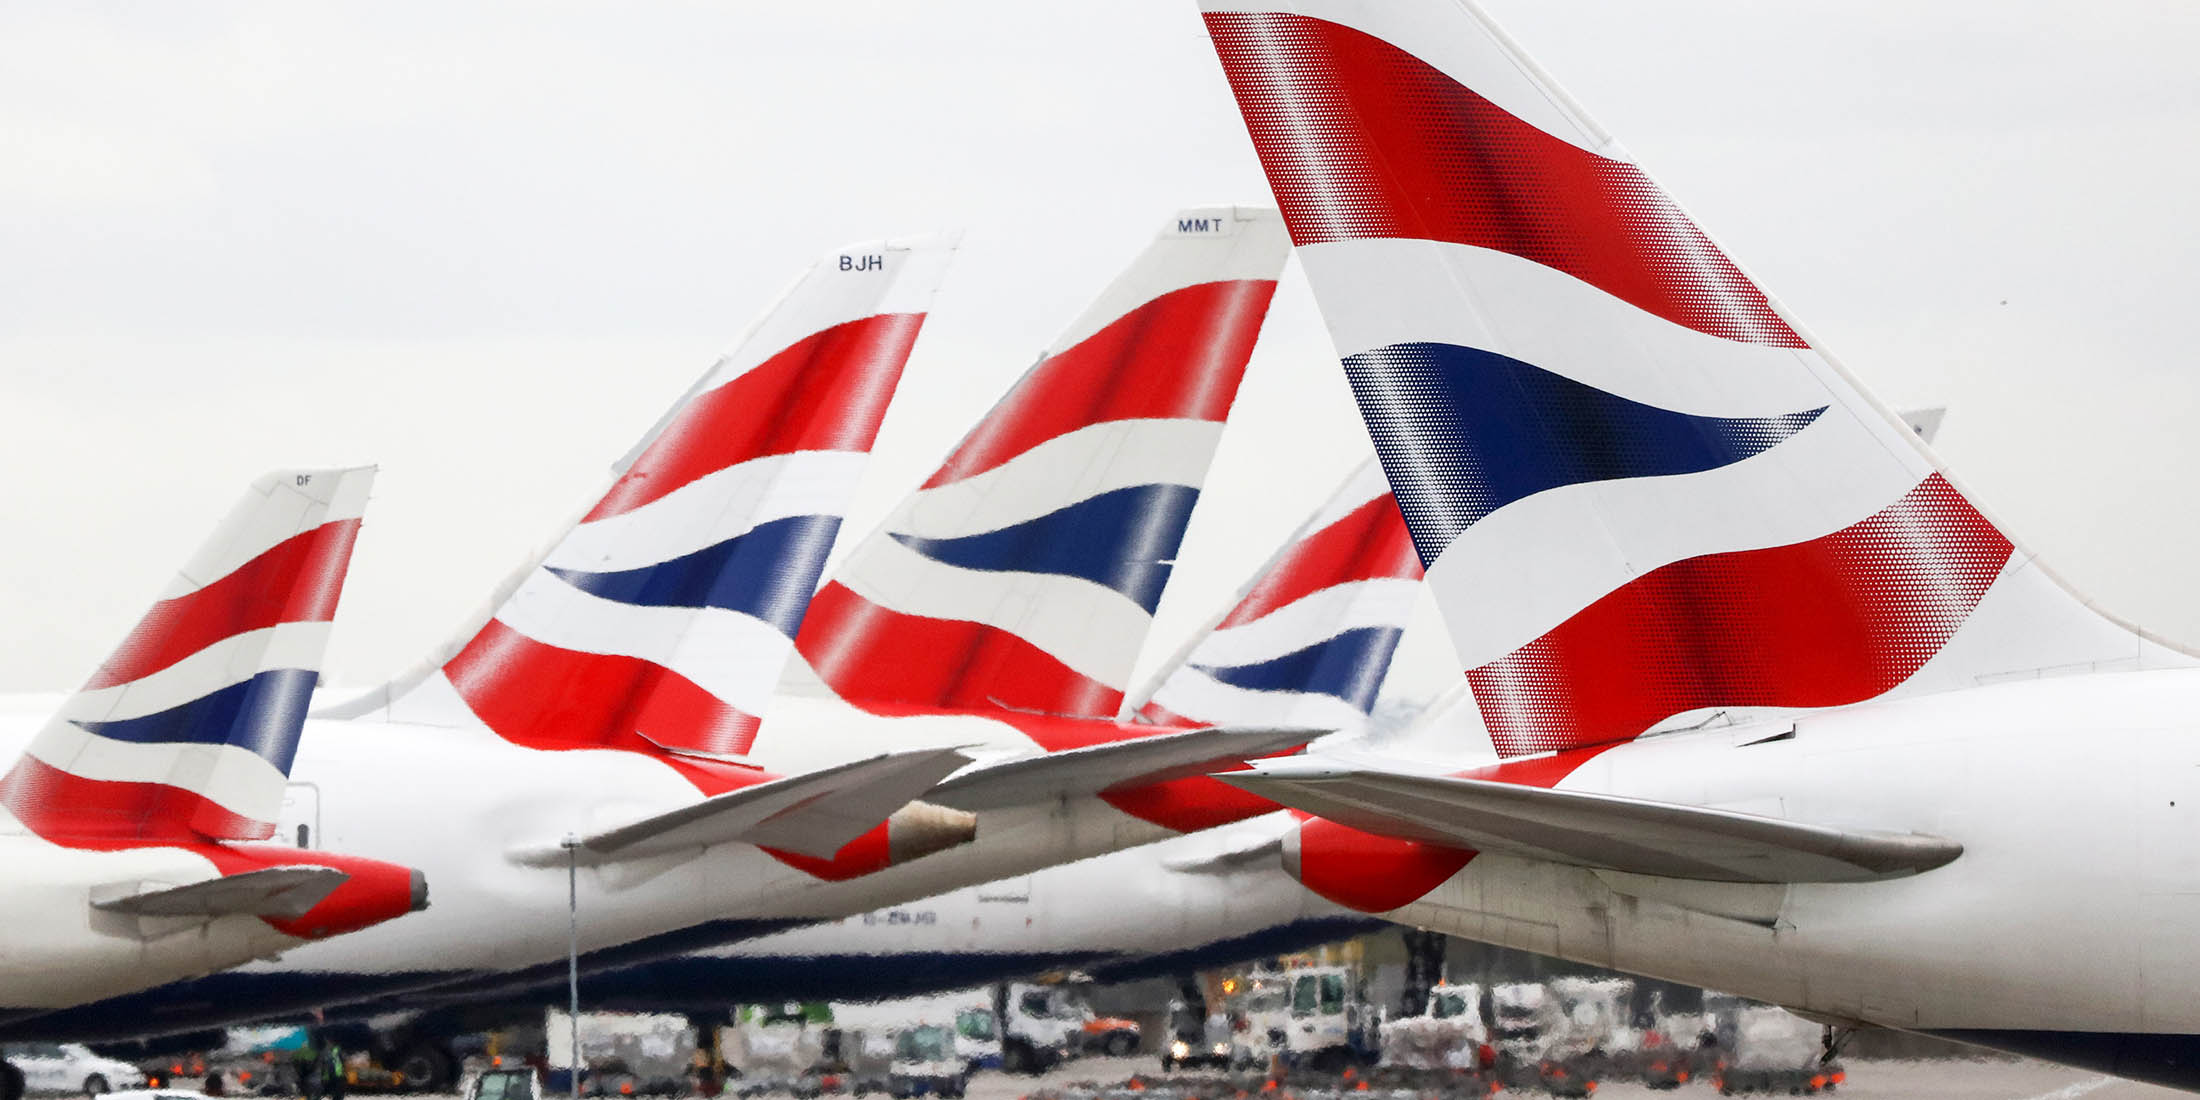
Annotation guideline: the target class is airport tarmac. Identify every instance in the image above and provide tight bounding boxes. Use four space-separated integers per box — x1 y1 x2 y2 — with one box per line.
954 1055 2188 1100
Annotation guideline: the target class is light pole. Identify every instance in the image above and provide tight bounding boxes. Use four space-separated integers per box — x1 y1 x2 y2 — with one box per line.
563 834 582 1100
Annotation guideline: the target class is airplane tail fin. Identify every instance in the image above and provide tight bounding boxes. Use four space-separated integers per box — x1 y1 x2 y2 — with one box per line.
2 468 374 842
1202 2 2193 760
1126 458 1420 731
785 207 1289 722
335 236 955 761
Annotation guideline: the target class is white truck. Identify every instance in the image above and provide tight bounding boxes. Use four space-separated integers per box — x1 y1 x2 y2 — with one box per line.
1540 978 1640 1097
996 984 1084 1074
1704 999 1840 1096
1488 983 1560 1088
1379 982 1489 1072
1281 967 1375 1072
1225 977 1291 1071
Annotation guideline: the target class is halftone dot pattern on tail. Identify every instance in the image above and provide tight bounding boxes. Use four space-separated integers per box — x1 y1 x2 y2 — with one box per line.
794 212 1286 722
1205 11 1803 347
1465 475 2011 756
2 470 370 844
1343 342 1824 566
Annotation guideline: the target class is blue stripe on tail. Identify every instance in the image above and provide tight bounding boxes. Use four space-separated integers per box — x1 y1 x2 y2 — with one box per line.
891 484 1201 614
548 513 844 637
72 666 321 772
1342 342 1825 566
1194 625 1405 715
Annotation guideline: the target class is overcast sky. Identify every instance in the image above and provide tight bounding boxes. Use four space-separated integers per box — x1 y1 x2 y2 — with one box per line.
5 1 2199 709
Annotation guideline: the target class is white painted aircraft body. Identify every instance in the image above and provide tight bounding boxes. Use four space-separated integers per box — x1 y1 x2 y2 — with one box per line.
1197 0 2200 1088
0 210 1310 1050
0 469 424 1023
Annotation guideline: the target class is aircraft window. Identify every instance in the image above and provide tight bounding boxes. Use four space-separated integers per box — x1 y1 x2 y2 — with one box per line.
297 824 311 849
894 1026 951 1062
956 1009 995 1040
476 1072 529 1100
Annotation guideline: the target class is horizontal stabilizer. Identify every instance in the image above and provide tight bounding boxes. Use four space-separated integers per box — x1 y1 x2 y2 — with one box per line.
538 747 973 863
1222 763 1962 884
929 726 1319 812
91 866 349 920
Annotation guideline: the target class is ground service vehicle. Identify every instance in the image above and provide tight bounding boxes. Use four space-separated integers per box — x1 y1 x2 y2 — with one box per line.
1381 983 1488 1072
995 985 1083 1075
1709 1005 1840 1096
886 1027 965 1100
465 1068 544 1100
1487 984 1557 1088
1283 967 1373 1072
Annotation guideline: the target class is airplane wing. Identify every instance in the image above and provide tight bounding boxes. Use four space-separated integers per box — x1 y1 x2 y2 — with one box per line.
92 867 349 920
1220 763 1962 884
530 747 974 864
925 726 1321 812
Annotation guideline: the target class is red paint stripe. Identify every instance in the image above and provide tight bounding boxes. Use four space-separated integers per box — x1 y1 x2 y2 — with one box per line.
587 312 927 522
87 519 361 690
218 844 423 940
796 581 1127 719
1295 816 1476 914
5 801 422 941
922 280 1273 488
1467 475 2011 758
1134 699 1197 726
1289 746 1618 913
1101 773 1282 835
762 822 894 882
0 756 270 843
1218 493 1421 629
969 710 1295 834
444 621 765 771
1205 13 1805 348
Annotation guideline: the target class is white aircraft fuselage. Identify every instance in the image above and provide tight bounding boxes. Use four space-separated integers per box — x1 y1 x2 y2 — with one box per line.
1316 670 2200 1062
0 841 317 1015
0 692 1252 1039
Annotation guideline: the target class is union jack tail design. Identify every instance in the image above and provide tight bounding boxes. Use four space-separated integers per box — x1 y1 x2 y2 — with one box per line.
1202 0 2194 760
343 236 956 767
1127 458 1420 732
1 468 374 843
786 207 1288 722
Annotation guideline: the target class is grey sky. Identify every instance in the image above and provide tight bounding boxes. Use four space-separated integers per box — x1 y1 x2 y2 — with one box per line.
5 1 2199 708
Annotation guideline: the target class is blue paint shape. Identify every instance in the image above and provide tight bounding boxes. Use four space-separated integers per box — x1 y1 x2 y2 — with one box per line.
549 513 845 637
1194 626 1406 716
891 484 1201 614
73 667 320 773
1341 342 1825 566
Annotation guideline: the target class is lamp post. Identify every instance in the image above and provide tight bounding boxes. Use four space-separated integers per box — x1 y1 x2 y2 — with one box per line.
563 835 582 1100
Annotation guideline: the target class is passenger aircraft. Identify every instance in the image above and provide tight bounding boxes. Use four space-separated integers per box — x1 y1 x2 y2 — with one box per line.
1199 0 2200 1090
3 210 1313 1080
0 469 422 1061
421 457 1421 1013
